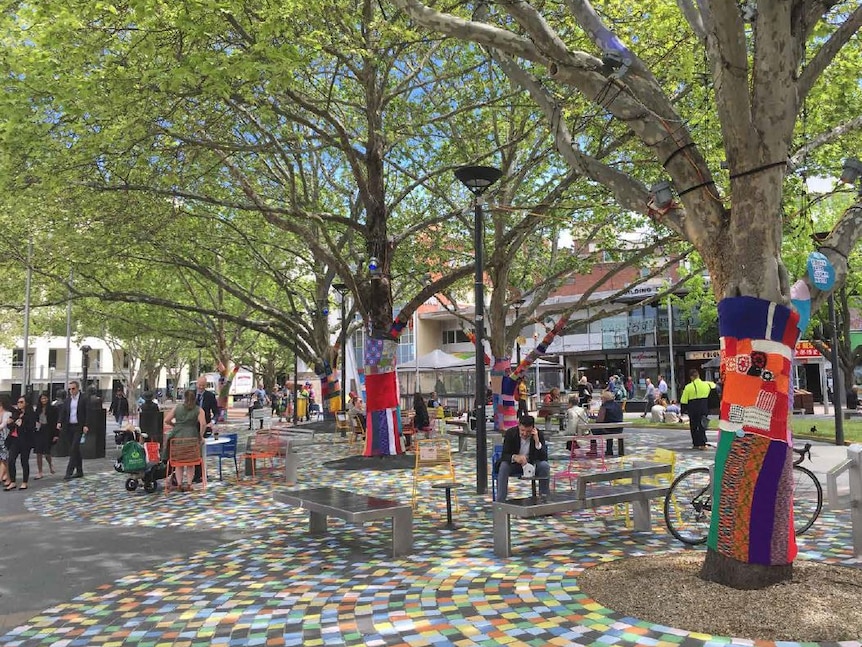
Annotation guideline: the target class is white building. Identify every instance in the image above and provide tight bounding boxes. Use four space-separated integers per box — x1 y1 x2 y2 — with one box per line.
0 336 181 401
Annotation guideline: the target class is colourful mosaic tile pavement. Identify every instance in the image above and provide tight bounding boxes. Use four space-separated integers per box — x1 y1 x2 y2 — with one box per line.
6 435 861 647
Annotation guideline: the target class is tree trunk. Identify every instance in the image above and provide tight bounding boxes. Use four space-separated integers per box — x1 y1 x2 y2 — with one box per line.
700 296 799 589
316 345 342 420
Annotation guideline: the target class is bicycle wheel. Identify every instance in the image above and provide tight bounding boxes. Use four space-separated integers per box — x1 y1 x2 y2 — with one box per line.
664 467 712 545
792 464 822 535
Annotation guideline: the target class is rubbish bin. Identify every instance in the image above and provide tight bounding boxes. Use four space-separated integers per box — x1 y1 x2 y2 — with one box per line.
140 409 165 444
81 408 107 459
54 430 71 458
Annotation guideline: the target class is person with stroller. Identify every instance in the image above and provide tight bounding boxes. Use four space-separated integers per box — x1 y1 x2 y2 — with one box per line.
32 391 59 479
161 389 206 492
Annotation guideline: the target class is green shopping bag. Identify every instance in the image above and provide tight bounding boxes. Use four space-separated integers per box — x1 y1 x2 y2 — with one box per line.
121 441 147 472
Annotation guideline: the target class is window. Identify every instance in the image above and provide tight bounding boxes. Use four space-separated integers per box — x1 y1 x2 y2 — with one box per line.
442 329 470 344
48 349 57 369
11 349 23 368
397 322 415 365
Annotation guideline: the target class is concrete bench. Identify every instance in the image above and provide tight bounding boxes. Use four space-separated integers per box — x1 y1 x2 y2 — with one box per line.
492 462 670 557
447 428 476 452
274 486 413 557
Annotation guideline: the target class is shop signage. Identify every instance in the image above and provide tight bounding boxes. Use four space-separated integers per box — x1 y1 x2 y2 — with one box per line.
630 351 658 367
685 350 720 360
795 341 822 358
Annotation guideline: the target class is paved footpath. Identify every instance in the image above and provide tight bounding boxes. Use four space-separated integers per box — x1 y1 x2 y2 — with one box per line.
1 416 860 647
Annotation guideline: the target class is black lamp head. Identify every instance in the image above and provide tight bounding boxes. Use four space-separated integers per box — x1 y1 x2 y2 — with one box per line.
840 158 862 186
454 165 502 196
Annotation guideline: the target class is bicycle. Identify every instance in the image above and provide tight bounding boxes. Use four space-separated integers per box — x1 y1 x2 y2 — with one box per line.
664 442 823 545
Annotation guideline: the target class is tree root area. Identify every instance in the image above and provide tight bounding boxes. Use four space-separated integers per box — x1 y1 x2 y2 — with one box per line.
577 553 862 642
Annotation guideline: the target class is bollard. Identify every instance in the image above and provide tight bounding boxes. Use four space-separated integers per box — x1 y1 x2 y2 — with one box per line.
848 444 862 557
284 440 298 485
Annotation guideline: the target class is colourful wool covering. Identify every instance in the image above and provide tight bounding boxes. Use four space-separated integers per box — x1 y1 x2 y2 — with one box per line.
709 297 799 565
363 338 403 457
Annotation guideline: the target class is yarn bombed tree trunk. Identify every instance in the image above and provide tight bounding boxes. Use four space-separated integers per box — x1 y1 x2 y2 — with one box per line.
700 297 799 589
492 357 518 433
362 337 403 456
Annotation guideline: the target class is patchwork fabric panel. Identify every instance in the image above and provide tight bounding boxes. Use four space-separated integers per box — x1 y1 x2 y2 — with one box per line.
712 296 799 566
364 339 402 457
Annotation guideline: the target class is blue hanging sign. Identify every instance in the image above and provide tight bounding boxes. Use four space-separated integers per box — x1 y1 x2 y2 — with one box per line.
806 251 835 291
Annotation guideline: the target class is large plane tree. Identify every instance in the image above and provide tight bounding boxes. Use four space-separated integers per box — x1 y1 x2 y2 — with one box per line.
391 0 862 588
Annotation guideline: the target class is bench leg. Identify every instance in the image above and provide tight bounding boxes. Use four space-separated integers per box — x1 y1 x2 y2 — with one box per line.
618 437 625 456
493 507 512 558
631 498 651 531
391 510 413 557
309 511 328 535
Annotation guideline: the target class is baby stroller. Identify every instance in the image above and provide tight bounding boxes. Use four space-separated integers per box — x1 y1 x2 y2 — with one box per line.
113 427 166 493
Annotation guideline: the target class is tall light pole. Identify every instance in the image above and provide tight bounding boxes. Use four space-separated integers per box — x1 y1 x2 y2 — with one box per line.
23 237 32 396
333 283 349 412
455 164 502 496
513 298 525 365
828 293 845 445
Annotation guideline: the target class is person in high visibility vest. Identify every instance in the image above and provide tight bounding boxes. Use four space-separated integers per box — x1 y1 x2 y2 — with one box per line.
680 369 716 450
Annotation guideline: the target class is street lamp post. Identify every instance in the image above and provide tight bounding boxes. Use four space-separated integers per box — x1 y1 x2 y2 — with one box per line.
455 164 502 496
514 298 525 365
828 293 845 446
333 283 350 413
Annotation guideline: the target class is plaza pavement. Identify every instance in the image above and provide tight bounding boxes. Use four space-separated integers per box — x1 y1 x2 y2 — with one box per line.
0 410 860 647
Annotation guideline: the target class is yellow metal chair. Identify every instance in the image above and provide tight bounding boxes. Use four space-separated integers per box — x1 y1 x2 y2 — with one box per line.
335 412 351 441
411 438 458 511
614 447 677 526
347 414 365 449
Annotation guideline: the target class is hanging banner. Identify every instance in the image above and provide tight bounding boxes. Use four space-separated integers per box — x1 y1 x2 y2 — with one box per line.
807 251 835 291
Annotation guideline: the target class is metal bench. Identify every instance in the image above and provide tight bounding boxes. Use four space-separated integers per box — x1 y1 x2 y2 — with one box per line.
492 462 671 557
274 486 413 557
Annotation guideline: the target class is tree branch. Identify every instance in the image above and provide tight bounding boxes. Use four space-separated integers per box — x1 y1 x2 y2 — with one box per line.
797 3 862 103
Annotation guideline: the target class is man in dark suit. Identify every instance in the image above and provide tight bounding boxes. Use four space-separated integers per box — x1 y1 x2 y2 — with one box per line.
193 376 219 482
60 380 88 480
495 414 550 502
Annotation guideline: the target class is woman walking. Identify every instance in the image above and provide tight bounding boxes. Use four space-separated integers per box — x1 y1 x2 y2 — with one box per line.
33 392 58 479
6 395 35 490
108 389 129 427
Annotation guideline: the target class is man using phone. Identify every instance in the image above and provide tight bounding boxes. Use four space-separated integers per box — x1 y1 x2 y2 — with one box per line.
495 415 550 502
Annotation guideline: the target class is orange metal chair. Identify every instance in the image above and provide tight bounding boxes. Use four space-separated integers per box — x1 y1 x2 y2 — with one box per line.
240 432 280 482
165 437 206 493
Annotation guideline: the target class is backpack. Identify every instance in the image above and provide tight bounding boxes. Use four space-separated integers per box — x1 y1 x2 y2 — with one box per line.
614 385 626 401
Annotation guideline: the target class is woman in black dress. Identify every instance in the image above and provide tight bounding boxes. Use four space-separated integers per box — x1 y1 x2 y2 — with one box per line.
5 395 35 490
33 392 58 479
